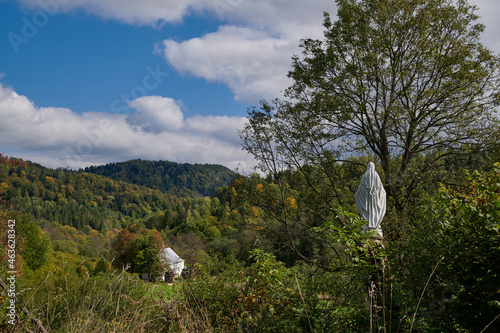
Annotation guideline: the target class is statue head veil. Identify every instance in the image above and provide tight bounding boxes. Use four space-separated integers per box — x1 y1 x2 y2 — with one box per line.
365 162 382 194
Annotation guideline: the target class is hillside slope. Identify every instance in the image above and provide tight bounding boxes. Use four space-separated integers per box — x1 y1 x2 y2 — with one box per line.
0 156 183 231
83 159 238 197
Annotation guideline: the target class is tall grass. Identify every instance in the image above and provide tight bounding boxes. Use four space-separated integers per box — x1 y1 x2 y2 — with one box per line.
2 269 184 332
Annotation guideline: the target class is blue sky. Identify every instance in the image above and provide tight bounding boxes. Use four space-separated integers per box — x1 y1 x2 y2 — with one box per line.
1 0 235 116
0 0 499 172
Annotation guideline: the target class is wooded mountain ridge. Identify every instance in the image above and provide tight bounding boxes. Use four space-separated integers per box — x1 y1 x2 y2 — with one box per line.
83 159 238 198
0 155 238 232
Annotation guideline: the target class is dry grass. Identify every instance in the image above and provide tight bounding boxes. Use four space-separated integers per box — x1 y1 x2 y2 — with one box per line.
0 270 218 333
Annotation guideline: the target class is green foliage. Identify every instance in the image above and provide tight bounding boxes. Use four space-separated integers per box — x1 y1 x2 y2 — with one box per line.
227 163 371 267
183 250 300 331
431 165 500 331
0 200 50 275
113 228 139 269
389 163 500 332
240 0 500 208
1 129 499 332
182 248 373 332
0 156 180 231
134 229 165 275
84 159 238 197
234 3 500 329
17 217 50 271
112 227 165 275
93 257 111 275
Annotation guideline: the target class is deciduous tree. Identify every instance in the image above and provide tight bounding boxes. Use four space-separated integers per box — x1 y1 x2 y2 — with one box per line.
241 0 500 209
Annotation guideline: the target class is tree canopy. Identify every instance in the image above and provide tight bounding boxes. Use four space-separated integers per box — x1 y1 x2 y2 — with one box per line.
241 0 500 208
84 159 238 198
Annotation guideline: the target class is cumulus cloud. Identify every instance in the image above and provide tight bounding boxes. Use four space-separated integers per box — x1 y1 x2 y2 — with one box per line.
17 0 333 29
126 96 184 133
159 1 334 103
162 26 296 102
17 0 202 25
0 83 254 171
185 114 246 145
208 0 332 39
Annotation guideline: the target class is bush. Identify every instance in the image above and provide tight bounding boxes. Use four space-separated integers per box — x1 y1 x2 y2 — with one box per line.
181 249 371 332
391 163 500 332
182 250 299 331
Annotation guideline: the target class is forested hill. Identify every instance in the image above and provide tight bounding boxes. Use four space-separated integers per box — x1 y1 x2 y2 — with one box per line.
0 156 183 231
83 159 239 197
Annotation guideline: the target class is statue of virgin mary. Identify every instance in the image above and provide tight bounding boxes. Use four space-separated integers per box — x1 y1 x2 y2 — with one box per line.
355 162 386 238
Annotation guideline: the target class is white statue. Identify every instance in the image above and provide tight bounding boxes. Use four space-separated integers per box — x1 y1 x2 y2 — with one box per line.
355 162 386 239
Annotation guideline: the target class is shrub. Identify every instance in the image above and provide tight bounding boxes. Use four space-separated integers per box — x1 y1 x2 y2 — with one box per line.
391 163 500 332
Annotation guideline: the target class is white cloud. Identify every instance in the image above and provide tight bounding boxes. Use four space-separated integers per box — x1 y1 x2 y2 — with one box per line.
209 0 332 39
186 114 246 145
17 0 333 29
18 0 201 25
127 96 184 133
162 25 296 102
158 1 334 103
0 83 254 171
